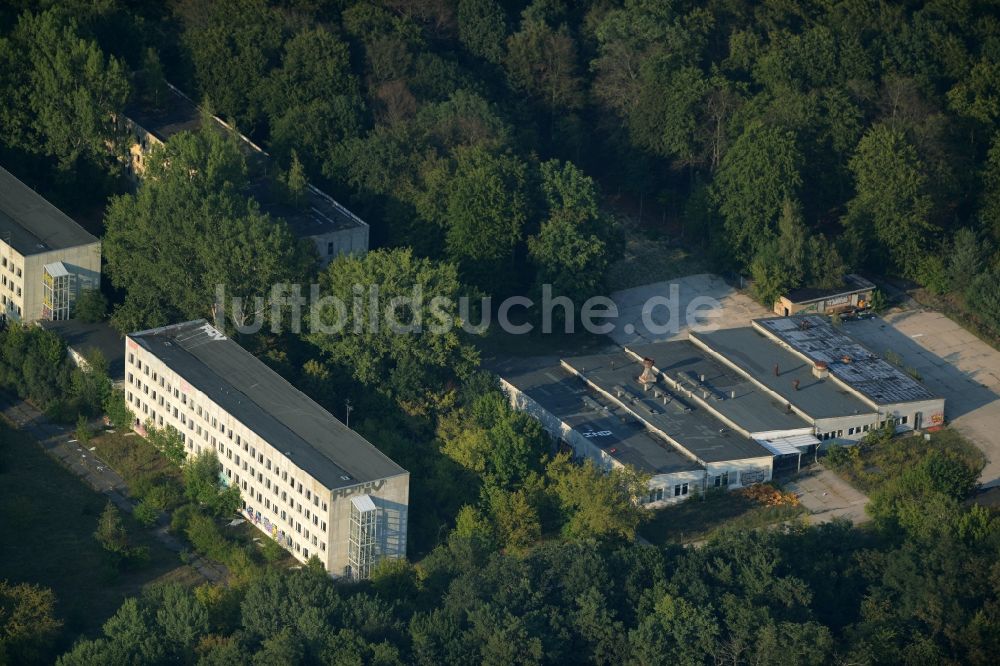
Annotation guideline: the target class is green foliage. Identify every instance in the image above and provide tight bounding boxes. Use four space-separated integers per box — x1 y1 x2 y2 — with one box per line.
869 288 887 313
0 324 72 410
94 500 129 558
441 145 531 293
546 454 649 540
145 424 186 467
103 124 315 333
0 580 62 665
1 9 129 172
528 160 617 306
102 389 134 431
458 0 508 64
132 500 159 528
183 451 241 518
74 415 92 446
73 288 108 323
846 124 938 278
713 121 803 265
308 248 479 409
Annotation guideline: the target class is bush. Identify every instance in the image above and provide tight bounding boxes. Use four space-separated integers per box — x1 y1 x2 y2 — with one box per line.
133 500 160 527
171 503 197 535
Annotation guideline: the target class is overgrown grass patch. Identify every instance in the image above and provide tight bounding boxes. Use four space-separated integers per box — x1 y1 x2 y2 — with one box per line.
640 487 806 546
0 421 194 651
824 428 985 495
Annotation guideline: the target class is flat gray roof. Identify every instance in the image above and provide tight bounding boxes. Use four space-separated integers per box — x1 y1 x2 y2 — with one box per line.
498 358 700 475
626 339 812 434
755 316 937 405
0 166 99 256
125 86 366 238
784 274 875 305
692 327 873 419
562 351 773 464
38 319 126 381
129 320 405 490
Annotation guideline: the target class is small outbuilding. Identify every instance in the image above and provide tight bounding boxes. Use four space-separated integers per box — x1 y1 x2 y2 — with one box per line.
773 274 875 316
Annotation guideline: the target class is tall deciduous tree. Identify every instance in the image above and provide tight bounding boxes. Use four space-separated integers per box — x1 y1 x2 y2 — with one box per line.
1 10 129 173
457 0 508 64
528 160 615 305
546 454 648 540
441 145 530 294
103 125 314 332
308 248 479 409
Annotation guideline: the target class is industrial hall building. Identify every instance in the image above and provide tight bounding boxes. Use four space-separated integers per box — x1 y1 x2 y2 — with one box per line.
501 315 944 507
0 166 102 322
124 320 408 578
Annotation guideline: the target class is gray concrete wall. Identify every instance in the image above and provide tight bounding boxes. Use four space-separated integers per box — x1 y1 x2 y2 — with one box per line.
22 242 102 321
311 225 370 266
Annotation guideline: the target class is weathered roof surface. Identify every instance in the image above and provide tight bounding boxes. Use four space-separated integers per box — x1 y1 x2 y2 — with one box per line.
129 320 406 490
784 274 875 305
754 316 938 405
498 357 701 475
561 351 774 464
691 327 873 418
0 166 99 256
38 319 127 381
755 433 819 456
626 339 811 435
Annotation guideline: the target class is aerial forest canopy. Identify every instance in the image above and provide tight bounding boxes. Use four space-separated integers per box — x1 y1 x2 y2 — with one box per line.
2 2 1000 665
2 0 998 324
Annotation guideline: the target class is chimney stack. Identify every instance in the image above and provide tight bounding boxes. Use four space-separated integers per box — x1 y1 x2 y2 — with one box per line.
812 360 829 379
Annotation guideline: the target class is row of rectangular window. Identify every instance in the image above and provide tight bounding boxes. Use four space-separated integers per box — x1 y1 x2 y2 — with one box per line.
127 362 329 508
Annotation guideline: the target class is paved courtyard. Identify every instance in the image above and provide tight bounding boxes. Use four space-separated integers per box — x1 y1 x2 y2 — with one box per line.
841 310 1000 488
785 467 870 525
608 273 769 346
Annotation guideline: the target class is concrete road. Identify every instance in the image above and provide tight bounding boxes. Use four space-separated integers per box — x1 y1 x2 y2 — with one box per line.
842 311 1000 488
0 393 227 583
784 467 870 525
608 273 770 346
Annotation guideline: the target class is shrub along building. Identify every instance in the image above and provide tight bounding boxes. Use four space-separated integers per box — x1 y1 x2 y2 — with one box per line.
501 315 944 506
124 320 408 578
122 83 369 265
0 166 102 322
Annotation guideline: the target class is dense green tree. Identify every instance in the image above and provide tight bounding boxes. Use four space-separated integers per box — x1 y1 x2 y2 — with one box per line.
845 124 938 277
175 0 283 131
184 451 242 518
713 121 803 265
103 388 135 430
103 124 314 332
546 454 648 540
528 159 615 306
0 581 62 664
457 0 508 64
505 19 584 112
308 248 479 408
440 145 530 293
1 10 129 172
74 288 108 323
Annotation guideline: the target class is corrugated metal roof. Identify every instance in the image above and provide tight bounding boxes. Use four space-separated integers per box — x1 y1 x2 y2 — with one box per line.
754 433 819 456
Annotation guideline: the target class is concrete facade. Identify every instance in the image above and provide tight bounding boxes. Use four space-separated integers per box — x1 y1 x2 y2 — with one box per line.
1 165 102 322
124 321 407 577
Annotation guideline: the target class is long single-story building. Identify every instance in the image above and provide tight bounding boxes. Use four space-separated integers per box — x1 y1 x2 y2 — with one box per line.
500 351 776 507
